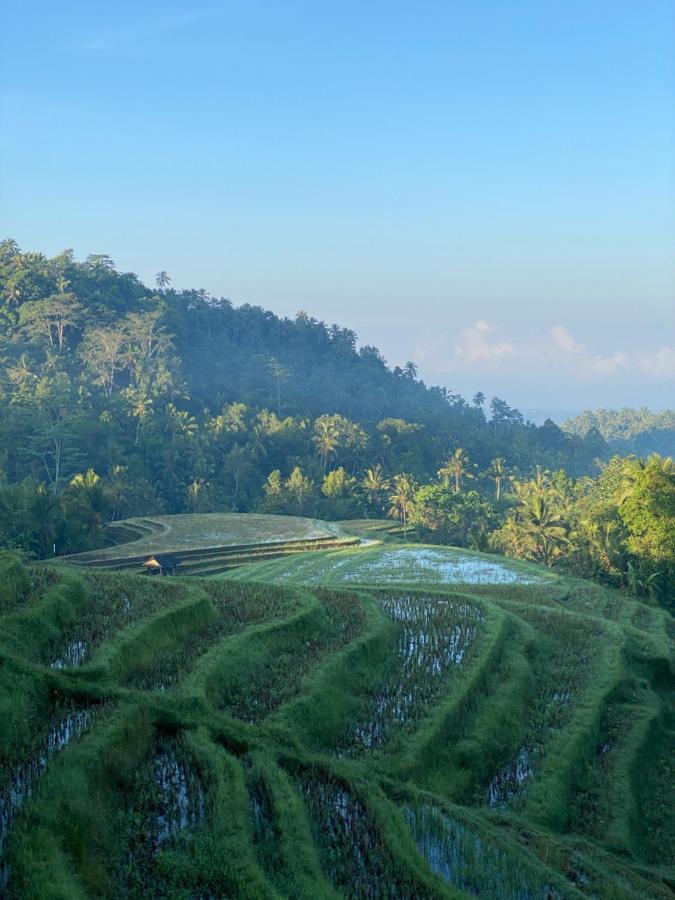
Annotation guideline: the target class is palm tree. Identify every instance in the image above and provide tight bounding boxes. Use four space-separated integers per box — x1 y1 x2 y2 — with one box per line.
68 469 111 547
129 390 153 443
438 448 474 493
619 453 674 504
487 457 508 500
107 465 130 522
28 485 61 557
187 478 208 513
362 465 389 513
313 419 340 474
388 473 417 537
155 271 172 291
519 493 569 566
267 358 290 415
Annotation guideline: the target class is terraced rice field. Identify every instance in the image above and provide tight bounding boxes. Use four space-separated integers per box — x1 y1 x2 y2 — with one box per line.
0 527 673 898
62 513 359 577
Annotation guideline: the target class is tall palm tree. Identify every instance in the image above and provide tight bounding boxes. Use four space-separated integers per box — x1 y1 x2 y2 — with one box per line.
155 271 172 291
313 419 340 474
187 477 208 513
107 465 130 522
267 358 291 415
487 457 508 500
362 465 389 513
388 473 417 537
438 448 474 493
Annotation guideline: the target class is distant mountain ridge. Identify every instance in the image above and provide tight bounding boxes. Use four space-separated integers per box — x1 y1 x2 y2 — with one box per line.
563 407 675 457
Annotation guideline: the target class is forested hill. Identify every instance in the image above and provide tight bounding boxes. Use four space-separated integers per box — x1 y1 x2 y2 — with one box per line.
0 241 608 532
1 240 461 427
564 407 675 457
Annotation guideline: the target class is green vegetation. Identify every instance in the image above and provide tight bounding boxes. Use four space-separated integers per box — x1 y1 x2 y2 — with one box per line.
0 241 607 554
0 242 672 895
1 243 672 612
0 539 672 898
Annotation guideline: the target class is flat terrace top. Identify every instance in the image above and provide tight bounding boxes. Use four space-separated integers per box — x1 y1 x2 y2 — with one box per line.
65 513 349 562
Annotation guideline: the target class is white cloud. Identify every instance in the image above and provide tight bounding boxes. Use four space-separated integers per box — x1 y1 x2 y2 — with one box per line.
423 320 675 383
455 320 514 363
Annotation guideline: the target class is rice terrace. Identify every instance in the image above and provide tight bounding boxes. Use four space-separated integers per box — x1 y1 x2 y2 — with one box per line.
0 513 672 899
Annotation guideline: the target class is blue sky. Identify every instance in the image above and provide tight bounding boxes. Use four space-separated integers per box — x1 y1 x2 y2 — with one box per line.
1 1 674 410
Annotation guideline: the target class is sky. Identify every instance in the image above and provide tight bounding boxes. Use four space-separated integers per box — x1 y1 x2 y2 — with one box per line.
1 1 674 412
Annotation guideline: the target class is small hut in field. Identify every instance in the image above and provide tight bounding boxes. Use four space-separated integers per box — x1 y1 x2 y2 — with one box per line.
143 553 182 576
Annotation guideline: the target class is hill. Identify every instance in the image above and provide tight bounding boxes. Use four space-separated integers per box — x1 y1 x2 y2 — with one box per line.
564 408 675 458
0 539 672 897
0 240 608 539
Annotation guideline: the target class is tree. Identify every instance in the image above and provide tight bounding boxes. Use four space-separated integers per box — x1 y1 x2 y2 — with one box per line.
619 460 675 607
322 467 356 499
267 358 291 415
412 485 495 547
155 271 172 291
388 473 417 537
438 448 474 493
106 465 131 522
64 469 112 548
123 310 173 387
362 465 389 514
320 467 359 518
494 473 569 566
487 457 508 501
285 467 313 515
212 402 248 435
262 470 284 509
79 326 126 395
126 388 153 444
18 288 83 354
224 445 254 505
313 416 340 474
30 373 80 493
186 477 209 513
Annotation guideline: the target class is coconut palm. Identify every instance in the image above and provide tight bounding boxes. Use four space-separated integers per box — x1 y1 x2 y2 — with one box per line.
362 465 389 513
487 457 508 500
438 448 474 493
313 418 340 474
155 271 172 291
388 473 417 537
107 465 130 522
267 357 291 415
517 493 569 566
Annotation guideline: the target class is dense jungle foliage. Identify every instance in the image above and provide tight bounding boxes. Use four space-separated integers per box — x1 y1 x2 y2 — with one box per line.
0 241 673 608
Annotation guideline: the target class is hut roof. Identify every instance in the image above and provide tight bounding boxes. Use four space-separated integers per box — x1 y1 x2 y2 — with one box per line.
144 553 181 568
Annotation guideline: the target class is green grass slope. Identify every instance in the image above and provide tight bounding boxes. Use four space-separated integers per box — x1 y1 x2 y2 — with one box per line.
0 540 672 898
